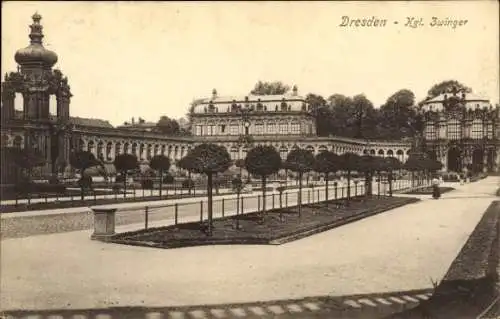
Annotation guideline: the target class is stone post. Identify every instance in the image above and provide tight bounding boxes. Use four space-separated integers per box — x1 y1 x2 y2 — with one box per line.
90 208 117 241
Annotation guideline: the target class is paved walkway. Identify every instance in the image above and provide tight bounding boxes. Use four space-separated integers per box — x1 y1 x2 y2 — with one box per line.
1 177 495 313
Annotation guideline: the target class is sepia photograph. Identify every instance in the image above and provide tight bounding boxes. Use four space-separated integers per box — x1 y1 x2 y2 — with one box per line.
1 1 499 318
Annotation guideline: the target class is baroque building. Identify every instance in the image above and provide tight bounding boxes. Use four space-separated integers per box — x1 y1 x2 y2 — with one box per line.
8 13 499 182
420 88 500 173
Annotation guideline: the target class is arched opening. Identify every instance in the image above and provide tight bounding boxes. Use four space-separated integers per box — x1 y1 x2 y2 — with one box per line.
115 142 121 156
49 95 57 117
306 146 314 154
318 146 327 153
97 141 104 161
472 149 484 173
378 149 384 157
139 144 145 159
447 148 462 172
387 149 394 157
147 144 153 160
396 150 404 161
279 147 288 160
14 93 23 112
230 147 238 160
487 149 495 172
87 141 95 154
363 149 369 155
370 149 375 155
106 142 113 161
78 139 85 151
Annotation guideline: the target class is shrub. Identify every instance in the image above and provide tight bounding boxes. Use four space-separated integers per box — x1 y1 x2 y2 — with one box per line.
142 179 154 189
182 179 195 189
112 184 122 193
48 175 60 185
163 174 174 184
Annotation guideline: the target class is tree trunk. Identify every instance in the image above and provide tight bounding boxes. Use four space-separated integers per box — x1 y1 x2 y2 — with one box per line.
325 173 329 205
236 191 240 229
188 171 192 195
123 172 127 199
207 172 213 236
377 171 381 197
261 175 267 222
298 172 303 218
80 168 86 200
159 169 163 198
389 171 393 196
347 169 351 201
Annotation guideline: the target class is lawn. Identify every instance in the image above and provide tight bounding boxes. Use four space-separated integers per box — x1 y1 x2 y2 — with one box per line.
111 195 420 249
403 187 455 195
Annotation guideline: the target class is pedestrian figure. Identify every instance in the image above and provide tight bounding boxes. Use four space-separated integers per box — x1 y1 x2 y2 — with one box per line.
432 176 440 199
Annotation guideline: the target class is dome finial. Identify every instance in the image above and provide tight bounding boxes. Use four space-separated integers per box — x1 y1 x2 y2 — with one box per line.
29 12 44 45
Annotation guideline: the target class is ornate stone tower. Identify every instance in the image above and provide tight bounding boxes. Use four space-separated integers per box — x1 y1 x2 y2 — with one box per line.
1 13 73 176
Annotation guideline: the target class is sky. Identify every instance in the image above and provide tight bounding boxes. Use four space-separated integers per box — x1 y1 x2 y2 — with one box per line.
2 1 499 127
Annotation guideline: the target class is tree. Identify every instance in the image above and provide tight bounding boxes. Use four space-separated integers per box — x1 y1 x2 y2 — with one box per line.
314 151 339 204
231 176 244 229
305 93 326 112
149 154 171 197
250 81 290 95
183 143 232 236
234 159 246 177
113 153 139 198
426 80 472 101
285 149 315 217
245 145 282 221
155 116 180 135
338 152 361 201
384 157 402 196
351 94 378 139
69 150 103 200
358 155 377 196
378 89 417 139
404 153 425 187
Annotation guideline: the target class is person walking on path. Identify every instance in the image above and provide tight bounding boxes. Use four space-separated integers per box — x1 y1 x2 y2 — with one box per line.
432 176 441 199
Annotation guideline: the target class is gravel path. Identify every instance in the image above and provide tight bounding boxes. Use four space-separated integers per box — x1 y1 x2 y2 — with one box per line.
1 177 496 311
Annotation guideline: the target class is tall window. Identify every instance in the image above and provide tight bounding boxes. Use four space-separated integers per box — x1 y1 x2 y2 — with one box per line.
290 123 300 134
254 124 264 135
267 123 276 134
424 123 436 140
230 125 238 135
195 125 202 136
447 120 461 140
279 148 288 160
230 147 238 159
206 125 216 136
487 123 493 139
279 123 288 134
471 119 483 139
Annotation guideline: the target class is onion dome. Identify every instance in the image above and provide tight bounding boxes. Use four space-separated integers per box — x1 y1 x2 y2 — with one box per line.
14 13 58 68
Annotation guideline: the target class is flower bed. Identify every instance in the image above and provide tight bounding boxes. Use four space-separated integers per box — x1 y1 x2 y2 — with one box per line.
111 195 420 249
403 187 455 195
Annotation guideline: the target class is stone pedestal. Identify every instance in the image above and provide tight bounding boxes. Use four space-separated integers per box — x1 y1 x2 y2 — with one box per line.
90 208 117 241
